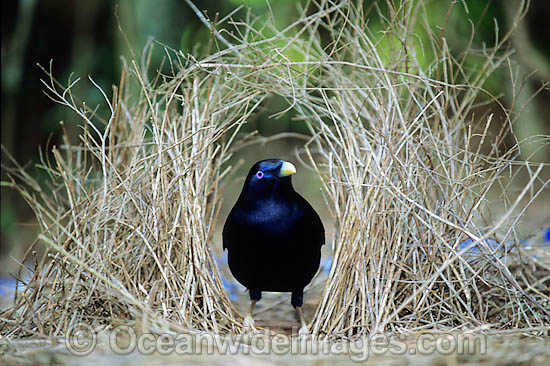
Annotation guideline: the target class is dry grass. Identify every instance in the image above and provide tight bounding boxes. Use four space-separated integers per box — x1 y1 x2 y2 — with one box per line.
1 48 266 337
1 0 549 347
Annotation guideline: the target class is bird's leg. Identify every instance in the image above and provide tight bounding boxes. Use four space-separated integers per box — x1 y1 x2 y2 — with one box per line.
295 306 308 335
243 299 257 328
244 289 261 330
291 290 308 335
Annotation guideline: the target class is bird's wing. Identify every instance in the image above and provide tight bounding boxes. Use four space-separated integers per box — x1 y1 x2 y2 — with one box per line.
298 195 325 247
312 206 325 247
222 211 235 250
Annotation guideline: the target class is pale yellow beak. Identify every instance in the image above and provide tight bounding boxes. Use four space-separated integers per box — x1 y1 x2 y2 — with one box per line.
278 161 296 177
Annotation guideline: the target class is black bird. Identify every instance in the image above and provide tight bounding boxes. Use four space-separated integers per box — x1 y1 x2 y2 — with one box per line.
223 159 324 332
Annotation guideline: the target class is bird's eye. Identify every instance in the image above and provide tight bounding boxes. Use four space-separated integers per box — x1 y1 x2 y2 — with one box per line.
255 171 264 179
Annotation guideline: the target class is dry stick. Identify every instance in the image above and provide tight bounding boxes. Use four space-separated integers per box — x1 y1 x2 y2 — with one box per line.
37 234 148 314
197 60 464 89
375 163 548 333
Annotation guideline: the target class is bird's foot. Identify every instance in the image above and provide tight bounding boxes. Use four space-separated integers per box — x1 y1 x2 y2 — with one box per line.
298 325 309 336
243 314 256 331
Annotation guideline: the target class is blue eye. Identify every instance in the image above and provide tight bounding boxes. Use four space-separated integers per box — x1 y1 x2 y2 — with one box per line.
256 171 264 179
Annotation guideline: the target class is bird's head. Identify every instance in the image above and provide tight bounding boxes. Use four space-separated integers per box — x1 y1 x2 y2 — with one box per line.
241 159 297 197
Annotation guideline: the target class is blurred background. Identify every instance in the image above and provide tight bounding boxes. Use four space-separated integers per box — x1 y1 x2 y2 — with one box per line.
2 0 549 277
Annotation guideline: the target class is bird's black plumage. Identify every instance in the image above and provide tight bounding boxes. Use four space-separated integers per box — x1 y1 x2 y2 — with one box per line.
223 159 324 316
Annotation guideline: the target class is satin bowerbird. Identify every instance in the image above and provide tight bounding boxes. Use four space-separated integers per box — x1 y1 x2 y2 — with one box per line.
223 159 324 333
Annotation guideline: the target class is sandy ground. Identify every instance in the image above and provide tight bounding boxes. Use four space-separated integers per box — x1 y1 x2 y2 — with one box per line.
2 331 549 365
